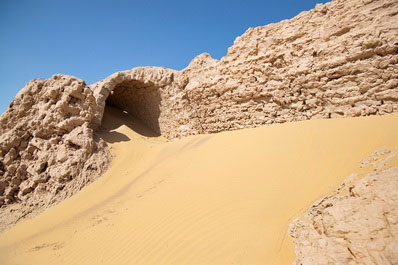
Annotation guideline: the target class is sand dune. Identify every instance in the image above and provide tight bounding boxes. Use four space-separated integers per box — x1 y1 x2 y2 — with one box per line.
0 106 397 265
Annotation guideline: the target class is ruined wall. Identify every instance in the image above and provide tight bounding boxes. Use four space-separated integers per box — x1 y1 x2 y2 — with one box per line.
181 0 398 135
92 0 398 139
0 75 110 231
90 67 197 139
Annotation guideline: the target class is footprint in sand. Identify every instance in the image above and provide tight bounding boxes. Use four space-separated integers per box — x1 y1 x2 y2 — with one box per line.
28 242 64 252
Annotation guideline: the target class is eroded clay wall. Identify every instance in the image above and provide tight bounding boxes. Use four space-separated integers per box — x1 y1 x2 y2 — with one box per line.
0 75 111 231
90 67 199 139
181 0 398 135
92 0 398 140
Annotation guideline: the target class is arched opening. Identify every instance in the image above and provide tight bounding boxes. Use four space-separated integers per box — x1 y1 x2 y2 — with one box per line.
91 67 185 139
105 79 162 137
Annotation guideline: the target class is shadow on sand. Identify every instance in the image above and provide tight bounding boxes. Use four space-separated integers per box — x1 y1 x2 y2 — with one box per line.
98 105 161 144
101 131 130 143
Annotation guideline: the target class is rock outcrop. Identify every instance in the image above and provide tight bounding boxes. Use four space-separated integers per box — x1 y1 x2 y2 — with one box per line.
91 0 398 139
0 75 110 231
289 150 398 265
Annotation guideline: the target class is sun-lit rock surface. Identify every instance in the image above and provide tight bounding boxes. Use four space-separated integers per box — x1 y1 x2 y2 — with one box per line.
0 75 110 231
290 151 398 265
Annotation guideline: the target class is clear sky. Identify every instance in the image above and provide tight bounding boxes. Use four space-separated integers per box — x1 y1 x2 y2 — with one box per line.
0 0 329 114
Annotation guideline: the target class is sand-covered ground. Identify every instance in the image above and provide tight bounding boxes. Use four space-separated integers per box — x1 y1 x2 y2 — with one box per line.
0 106 397 265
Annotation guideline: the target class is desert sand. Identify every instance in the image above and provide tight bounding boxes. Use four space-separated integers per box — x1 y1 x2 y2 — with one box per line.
0 106 397 265
1 0 397 246
0 0 397 263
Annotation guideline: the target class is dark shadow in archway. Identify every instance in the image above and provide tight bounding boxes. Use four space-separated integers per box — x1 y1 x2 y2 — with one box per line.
99 105 161 141
105 79 162 137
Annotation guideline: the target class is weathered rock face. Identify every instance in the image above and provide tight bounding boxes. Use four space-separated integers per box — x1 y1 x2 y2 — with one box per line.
289 150 398 265
91 0 398 139
0 75 111 231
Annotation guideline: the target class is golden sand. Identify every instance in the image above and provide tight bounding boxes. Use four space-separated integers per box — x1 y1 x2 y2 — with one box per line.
1 107 397 265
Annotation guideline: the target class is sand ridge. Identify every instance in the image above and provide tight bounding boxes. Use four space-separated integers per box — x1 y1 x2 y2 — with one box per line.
0 107 398 265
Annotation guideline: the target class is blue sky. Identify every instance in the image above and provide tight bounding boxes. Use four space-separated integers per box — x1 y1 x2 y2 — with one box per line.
0 0 329 114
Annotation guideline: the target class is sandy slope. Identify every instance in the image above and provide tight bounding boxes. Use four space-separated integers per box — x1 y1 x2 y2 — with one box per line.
0 107 398 265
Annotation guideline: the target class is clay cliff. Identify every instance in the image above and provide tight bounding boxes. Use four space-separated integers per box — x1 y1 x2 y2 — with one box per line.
0 0 397 262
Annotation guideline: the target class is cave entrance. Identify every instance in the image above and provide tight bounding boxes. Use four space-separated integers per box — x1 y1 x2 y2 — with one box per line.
104 79 162 137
